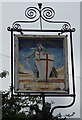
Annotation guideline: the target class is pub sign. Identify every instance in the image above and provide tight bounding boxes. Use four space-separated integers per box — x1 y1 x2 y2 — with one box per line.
14 35 69 94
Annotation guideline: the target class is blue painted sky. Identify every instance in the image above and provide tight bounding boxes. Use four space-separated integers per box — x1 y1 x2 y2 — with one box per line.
19 37 64 71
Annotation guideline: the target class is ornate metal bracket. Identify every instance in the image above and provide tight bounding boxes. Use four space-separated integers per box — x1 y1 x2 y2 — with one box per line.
7 3 76 117
7 3 75 33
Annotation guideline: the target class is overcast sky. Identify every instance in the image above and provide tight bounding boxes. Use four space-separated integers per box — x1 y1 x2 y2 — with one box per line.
0 1 80 118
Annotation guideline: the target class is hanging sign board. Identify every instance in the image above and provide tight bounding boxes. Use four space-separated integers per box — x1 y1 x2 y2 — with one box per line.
14 35 69 94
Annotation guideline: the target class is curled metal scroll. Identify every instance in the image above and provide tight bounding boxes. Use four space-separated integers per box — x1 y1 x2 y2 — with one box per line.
25 7 40 19
11 7 40 30
10 5 72 31
12 23 21 30
51 96 75 115
62 24 71 31
41 7 55 19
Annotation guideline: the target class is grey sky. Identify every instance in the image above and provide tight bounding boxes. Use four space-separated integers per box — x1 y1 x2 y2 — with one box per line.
0 2 80 118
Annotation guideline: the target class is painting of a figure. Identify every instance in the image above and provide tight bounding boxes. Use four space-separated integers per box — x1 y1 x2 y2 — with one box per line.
14 35 69 94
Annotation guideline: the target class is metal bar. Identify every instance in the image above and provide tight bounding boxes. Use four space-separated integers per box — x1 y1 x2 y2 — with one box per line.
70 31 75 95
11 30 13 97
51 95 75 114
39 12 42 30
13 94 75 97
38 3 42 30
12 20 71 28
8 28 74 33
12 17 40 25
41 15 71 28
42 94 45 108
50 31 76 115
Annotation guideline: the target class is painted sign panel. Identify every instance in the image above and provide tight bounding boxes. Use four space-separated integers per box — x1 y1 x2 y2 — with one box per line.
14 35 69 94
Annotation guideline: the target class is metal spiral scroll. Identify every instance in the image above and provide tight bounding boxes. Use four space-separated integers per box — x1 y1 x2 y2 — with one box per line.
12 23 21 30
62 24 71 31
25 7 39 19
11 4 72 31
41 7 55 19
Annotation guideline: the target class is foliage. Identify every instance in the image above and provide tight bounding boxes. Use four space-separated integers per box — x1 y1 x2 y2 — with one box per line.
0 70 9 78
1 90 42 120
53 112 75 120
1 90 75 120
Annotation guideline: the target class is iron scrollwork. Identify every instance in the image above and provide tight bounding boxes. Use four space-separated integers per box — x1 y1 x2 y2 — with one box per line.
7 3 76 118
12 23 21 30
62 24 71 31
9 3 74 31
41 7 55 19
25 7 39 19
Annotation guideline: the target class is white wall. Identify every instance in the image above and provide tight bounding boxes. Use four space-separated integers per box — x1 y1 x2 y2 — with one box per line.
80 2 82 120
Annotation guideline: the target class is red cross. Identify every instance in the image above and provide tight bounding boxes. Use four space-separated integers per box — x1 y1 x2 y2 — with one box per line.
36 53 54 81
